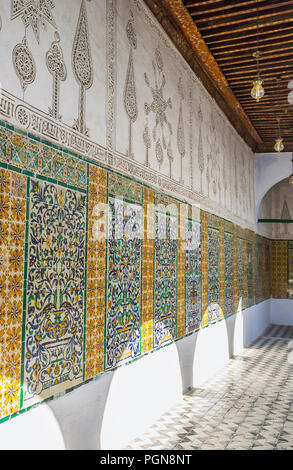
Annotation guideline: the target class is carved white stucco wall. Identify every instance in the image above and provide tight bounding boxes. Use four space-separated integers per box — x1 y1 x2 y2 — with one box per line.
0 0 256 231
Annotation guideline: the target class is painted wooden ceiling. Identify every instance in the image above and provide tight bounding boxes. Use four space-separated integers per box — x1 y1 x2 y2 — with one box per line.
145 0 293 153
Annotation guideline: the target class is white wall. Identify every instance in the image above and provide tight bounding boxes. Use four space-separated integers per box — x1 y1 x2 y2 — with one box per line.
270 299 293 325
0 300 271 450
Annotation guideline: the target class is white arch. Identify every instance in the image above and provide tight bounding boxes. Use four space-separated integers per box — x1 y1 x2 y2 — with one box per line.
101 339 182 449
0 403 65 450
255 152 292 220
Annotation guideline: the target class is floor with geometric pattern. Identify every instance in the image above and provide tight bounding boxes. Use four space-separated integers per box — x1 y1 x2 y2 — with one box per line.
124 325 293 450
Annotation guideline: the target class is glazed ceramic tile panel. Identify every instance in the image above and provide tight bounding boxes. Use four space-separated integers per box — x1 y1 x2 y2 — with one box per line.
263 242 271 301
153 194 178 348
0 120 274 423
219 220 225 317
105 174 143 369
23 178 86 407
247 240 254 307
255 240 263 304
270 240 293 300
207 226 221 323
185 216 201 333
0 167 26 419
223 226 234 317
200 212 208 325
233 226 238 312
177 204 186 338
237 237 246 311
271 241 288 298
202 214 223 326
288 242 293 299
252 234 257 305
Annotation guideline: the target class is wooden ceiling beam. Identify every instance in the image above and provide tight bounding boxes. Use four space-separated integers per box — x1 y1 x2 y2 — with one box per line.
244 115 292 119
190 1 292 24
241 102 292 107
209 27 293 51
221 61 293 75
183 0 267 13
239 98 291 106
226 72 293 85
201 13 293 38
217 49 293 67
242 95 293 100
254 134 292 137
247 109 293 113
214 40 293 58
234 89 291 97
246 115 292 119
248 126 293 130
254 134 292 138
239 98 292 106
204 21 293 44
233 85 292 95
184 0 241 8
184 0 225 7
222 61 293 75
250 112 293 115
226 74 293 87
242 108 292 114
236 95 290 102
232 77 292 87
252 115 293 118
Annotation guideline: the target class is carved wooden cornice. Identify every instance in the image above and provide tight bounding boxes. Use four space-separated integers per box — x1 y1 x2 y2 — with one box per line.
144 0 264 152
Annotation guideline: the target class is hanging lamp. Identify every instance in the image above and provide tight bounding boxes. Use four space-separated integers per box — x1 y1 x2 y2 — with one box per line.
251 0 265 102
274 117 284 153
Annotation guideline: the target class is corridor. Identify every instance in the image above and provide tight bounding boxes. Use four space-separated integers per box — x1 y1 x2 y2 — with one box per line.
125 325 293 451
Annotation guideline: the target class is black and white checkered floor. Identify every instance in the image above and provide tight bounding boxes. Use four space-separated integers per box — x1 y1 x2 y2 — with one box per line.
124 325 293 450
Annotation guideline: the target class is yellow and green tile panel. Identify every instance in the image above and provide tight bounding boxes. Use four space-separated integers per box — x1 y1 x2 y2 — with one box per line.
0 120 284 424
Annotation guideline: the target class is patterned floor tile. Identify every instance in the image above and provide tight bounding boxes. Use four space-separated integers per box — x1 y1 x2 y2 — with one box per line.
124 325 293 450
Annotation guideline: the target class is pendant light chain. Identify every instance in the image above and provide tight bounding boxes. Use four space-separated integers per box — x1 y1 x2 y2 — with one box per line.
251 0 265 102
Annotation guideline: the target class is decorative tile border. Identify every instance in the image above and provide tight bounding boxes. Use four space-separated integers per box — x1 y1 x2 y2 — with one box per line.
141 187 154 354
85 166 107 380
0 167 26 419
0 121 87 190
